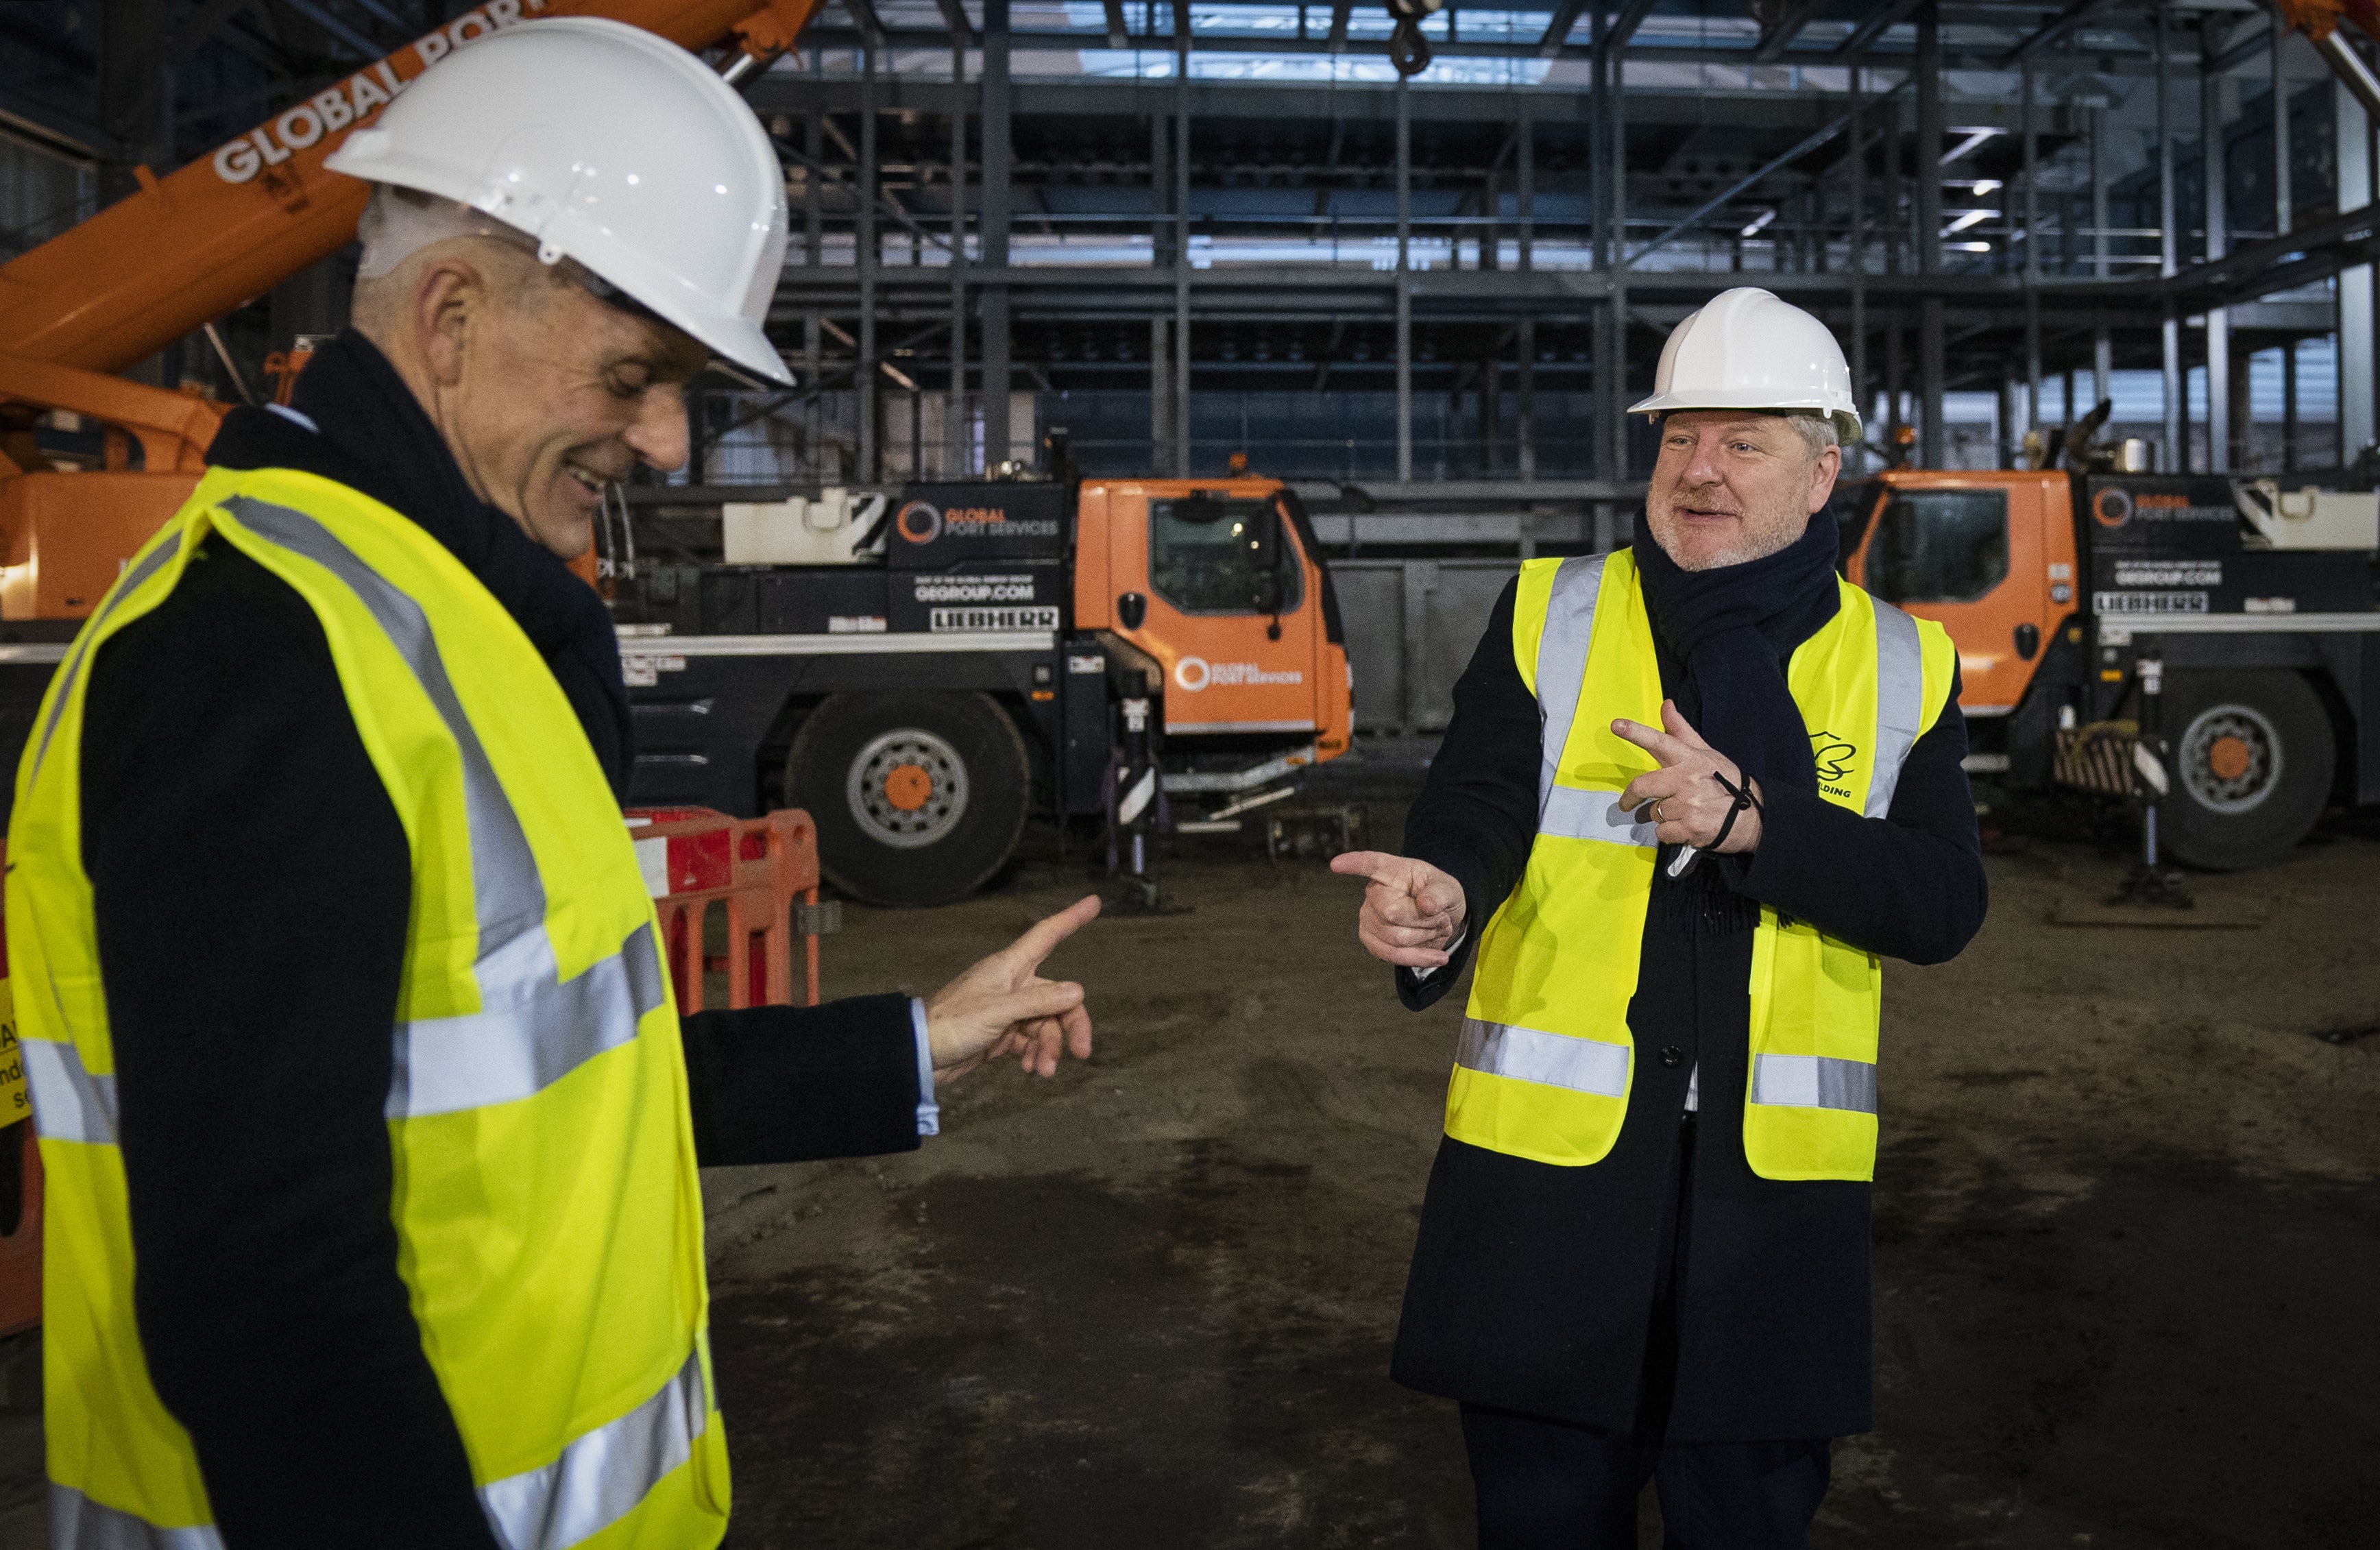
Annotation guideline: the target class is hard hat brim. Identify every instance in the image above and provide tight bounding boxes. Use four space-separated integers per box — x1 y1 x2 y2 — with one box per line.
1627 389 1862 444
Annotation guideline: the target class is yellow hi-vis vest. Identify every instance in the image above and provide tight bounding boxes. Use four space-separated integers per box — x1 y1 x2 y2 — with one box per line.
8 467 727 1549
1448 549 1955 1182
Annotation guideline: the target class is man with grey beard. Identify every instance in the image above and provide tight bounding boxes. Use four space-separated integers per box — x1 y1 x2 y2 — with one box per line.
1333 289 1987 1547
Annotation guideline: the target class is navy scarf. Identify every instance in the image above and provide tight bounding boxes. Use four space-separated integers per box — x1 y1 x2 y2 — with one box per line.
1629 509 1843 801
206 330 635 795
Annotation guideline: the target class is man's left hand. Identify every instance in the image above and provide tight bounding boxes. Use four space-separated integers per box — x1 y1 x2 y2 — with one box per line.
1612 701 1763 854
926 895 1100 1084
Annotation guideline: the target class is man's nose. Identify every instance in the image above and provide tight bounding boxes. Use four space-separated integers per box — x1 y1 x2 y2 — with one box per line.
1681 435 1728 486
625 388 690 474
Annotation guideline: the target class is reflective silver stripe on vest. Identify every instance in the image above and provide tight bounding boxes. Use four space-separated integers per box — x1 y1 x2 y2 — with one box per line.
1533 555 1607 818
1457 1017 1631 1098
23 1039 118 1146
478 1346 707 1550
1749 1052 1878 1115
29 537 184 783
49 1482 224 1550
1865 601 1926 819
219 498 665 1120
391 922 666 1117
1539 785 1659 848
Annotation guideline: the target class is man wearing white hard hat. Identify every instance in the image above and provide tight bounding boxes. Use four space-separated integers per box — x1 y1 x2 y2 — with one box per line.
1333 288 1985 1547
12 21 1098 1548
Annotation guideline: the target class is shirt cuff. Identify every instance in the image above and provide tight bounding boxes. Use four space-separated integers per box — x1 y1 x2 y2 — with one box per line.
909 997 940 1138
1409 928 1468 980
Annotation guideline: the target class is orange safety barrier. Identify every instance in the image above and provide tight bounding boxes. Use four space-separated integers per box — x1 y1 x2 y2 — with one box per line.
625 806 827 1013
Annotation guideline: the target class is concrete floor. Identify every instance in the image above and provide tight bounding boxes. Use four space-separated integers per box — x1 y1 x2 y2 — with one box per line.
3 742 2377 1547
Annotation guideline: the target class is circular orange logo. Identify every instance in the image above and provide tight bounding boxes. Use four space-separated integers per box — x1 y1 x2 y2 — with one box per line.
2093 487 2133 528
895 500 942 544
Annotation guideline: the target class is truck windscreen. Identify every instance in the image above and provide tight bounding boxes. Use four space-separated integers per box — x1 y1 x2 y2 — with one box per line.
1150 497 1306 616
1869 488 2012 604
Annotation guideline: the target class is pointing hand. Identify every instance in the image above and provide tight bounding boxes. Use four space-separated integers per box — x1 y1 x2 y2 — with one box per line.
926 895 1100 1083
1328 851 1468 969
1611 700 1764 854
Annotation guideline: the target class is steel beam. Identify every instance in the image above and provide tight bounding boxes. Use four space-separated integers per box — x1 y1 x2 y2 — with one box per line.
1396 79 1412 484
2339 69 2375 461
982 0 1012 468
1753 0 1819 65
1834 0 1921 58
1995 0 2117 70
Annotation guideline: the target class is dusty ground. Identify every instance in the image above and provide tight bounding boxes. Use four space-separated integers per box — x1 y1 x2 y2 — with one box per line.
1 742 2375 1548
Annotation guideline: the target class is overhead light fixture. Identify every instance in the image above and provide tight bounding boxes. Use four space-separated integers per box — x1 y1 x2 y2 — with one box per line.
1941 208 1997 236
1942 127 2004 165
1740 208 1778 238
1942 177 2003 195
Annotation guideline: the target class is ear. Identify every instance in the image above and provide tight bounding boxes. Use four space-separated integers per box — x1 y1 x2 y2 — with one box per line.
411 258 487 389
1806 443 1842 513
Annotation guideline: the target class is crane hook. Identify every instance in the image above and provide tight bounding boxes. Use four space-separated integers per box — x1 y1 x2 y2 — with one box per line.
1384 0 1442 77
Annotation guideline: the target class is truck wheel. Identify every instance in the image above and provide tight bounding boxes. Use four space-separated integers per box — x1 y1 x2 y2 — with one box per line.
2159 670 2335 871
787 691 1030 908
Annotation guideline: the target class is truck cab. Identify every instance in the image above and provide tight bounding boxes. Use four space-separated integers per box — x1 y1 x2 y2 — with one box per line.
614 471 1350 908
1848 465 2380 871
1072 477 1351 760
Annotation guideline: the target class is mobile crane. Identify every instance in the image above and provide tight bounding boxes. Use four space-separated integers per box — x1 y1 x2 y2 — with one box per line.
0 0 827 812
1833 0 2380 875
0 0 1354 906
1845 450 2379 873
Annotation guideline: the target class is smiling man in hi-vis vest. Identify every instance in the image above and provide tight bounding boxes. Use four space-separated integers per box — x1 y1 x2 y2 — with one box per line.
9 21 1103 1550
1333 288 1987 1549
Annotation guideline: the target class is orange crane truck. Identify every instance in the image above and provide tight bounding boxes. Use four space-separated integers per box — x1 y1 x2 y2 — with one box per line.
1844 465 2379 870
611 468 1353 906
0 0 1354 908
0 0 825 814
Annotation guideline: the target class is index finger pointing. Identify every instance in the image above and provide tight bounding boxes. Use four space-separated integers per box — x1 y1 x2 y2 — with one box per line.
1001 894 1103 968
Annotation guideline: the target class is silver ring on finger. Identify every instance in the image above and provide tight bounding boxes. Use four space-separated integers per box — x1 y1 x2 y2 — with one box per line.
1651 799 1666 824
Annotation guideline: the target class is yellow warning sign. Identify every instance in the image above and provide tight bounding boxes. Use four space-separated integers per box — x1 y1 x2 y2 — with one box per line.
0 978 23 1125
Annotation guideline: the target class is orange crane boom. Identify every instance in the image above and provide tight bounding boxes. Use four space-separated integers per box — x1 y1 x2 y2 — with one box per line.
2269 0 2380 122
0 0 818 376
0 0 818 618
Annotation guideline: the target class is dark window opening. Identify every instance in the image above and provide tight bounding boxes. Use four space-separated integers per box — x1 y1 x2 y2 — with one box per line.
1868 489 2010 604
1149 496 1304 617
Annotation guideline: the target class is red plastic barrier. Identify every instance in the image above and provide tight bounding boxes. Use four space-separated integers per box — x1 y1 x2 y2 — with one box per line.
624 806 825 1013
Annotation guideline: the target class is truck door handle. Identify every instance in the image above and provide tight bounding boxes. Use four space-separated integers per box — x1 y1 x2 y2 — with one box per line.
2014 622 2040 661
1117 592 1147 630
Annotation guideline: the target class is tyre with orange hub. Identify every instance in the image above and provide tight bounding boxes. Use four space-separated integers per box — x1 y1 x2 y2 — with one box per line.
786 690 1031 907
2161 669 2335 871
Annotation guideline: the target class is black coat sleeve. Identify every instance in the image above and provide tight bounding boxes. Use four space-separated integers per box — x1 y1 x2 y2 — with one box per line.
679 995 923 1167
1394 580 1541 1010
1736 664 1988 965
82 544 499 1549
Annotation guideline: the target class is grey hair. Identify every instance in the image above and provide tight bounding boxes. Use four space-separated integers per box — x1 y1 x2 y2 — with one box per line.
355 184 533 280
1783 410 1841 459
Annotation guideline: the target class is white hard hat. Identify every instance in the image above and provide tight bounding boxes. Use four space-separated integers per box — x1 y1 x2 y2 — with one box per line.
326 16 791 385
1628 287 1860 445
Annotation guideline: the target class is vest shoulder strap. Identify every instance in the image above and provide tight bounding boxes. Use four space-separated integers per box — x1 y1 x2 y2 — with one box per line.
1861 587 1956 819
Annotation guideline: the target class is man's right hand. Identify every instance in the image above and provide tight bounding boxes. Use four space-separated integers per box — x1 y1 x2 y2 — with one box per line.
1328 851 1468 969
